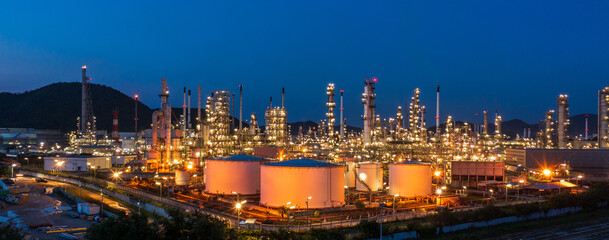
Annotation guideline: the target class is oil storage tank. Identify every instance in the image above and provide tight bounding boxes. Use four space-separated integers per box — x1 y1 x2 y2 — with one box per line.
175 170 190 186
356 162 383 191
344 162 357 188
205 154 266 195
389 162 431 197
260 159 345 208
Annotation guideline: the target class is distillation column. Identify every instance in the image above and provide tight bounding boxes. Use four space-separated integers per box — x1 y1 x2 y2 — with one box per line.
544 110 555 148
495 115 502 138
362 78 376 144
557 95 569 149
396 106 403 138
599 87 609 148
409 89 421 139
81 66 95 136
326 83 336 138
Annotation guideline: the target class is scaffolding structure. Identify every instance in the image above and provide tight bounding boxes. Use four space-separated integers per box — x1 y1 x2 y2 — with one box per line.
207 91 233 156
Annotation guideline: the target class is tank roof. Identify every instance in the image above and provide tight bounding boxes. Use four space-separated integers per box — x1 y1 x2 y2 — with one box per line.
394 161 429 165
211 154 266 162
263 159 339 167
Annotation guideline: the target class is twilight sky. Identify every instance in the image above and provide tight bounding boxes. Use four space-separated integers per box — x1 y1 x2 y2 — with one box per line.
1 1 608 126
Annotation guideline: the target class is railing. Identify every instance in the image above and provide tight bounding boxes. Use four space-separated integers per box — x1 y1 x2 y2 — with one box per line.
18 169 470 231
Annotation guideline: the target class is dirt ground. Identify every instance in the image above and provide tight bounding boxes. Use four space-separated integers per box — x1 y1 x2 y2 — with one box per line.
0 177 96 239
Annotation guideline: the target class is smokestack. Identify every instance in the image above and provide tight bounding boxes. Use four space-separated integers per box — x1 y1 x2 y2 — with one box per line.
270 96 273 108
188 90 191 129
585 114 589 139
239 85 243 131
483 111 489 136
183 87 187 132
232 93 235 132
436 85 440 137
197 85 201 125
134 94 139 134
340 90 344 139
282 87 285 109
81 66 87 133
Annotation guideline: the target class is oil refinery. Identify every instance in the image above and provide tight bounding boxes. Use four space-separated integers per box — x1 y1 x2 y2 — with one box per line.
2 66 609 239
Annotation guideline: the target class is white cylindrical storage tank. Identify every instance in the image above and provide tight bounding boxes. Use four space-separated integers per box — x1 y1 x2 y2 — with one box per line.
261 159 345 209
205 154 266 195
344 162 357 188
175 170 190 186
356 163 383 191
389 162 432 197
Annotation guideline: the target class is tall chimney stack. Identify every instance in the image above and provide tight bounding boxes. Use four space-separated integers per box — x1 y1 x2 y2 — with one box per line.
282 87 285 109
239 85 243 131
340 90 344 139
436 85 440 137
188 89 191 129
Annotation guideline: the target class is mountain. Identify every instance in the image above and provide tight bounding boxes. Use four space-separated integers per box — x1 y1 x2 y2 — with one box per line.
0 82 153 132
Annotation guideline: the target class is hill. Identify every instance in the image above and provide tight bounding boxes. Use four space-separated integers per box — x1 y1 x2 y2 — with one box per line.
0 82 153 132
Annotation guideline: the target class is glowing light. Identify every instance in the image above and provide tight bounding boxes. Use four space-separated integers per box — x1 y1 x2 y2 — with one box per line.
543 169 551 176
359 173 367 181
434 171 441 177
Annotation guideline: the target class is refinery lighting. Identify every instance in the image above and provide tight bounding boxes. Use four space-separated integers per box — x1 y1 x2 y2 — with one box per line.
359 173 367 181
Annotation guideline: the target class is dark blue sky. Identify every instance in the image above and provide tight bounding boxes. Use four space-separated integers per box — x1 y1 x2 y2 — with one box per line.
1 1 608 126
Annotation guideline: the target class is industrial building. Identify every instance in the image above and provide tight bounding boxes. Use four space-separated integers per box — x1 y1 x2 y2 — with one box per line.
0 128 63 151
450 161 505 188
43 156 111 171
260 159 345 209
505 148 609 181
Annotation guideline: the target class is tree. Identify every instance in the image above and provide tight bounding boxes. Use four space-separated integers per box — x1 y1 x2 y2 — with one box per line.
356 220 379 238
86 214 159 240
0 224 23 240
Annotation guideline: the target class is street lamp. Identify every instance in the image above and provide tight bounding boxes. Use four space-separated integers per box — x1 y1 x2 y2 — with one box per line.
505 184 512 201
100 188 104 218
156 182 162 197
518 180 524 199
11 164 16 178
463 186 467 195
393 194 399 213
306 196 312 209
235 200 246 229
577 175 583 186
